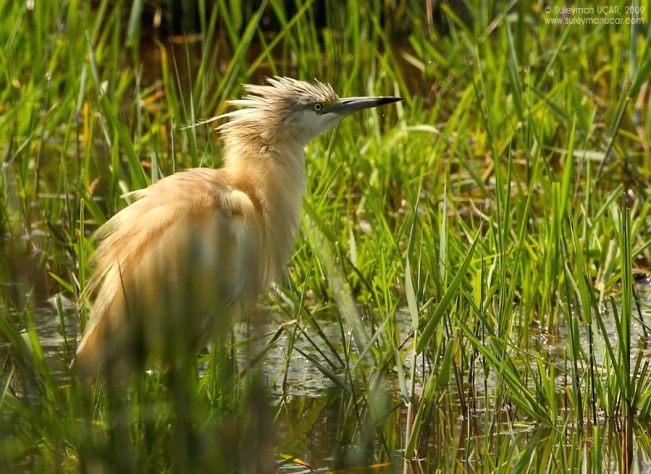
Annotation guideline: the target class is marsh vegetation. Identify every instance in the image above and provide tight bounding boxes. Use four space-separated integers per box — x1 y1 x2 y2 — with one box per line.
1 0 651 472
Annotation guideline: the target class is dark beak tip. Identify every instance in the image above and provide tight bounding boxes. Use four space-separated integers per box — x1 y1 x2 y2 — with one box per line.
334 95 404 115
374 96 404 108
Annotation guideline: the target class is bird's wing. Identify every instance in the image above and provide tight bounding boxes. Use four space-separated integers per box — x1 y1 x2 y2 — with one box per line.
75 168 267 375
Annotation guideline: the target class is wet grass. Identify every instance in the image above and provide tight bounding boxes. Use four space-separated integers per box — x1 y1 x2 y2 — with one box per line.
2 0 651 472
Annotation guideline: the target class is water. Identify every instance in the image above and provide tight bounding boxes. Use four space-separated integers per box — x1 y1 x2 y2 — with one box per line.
5 220 651 472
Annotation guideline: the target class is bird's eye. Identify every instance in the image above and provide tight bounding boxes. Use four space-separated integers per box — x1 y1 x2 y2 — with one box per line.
313 103 323 112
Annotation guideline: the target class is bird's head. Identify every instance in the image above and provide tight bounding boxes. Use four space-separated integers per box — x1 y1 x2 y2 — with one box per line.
220 77 402 145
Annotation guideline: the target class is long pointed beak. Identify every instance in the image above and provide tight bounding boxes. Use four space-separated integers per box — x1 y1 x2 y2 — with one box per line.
331 96 403 115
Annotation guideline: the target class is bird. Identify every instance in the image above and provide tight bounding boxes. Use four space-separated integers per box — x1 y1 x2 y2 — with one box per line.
73 76 403 381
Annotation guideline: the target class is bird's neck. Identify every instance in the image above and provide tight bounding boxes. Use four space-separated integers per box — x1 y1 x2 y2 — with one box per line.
223 136 307 278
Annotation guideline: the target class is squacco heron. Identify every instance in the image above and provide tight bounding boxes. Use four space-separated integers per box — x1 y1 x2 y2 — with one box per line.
74 76 402 379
